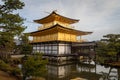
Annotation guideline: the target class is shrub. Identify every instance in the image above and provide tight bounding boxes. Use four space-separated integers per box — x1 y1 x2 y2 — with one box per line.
11 67 21 76
0 60 12 72
0 60 21 76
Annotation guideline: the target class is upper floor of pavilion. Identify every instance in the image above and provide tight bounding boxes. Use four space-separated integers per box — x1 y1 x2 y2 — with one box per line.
30 11 92 43
34 11 79 30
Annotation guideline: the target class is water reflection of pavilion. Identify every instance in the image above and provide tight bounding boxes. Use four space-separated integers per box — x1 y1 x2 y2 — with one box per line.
45 62 101 80
45 62 120 80
47 64 71 79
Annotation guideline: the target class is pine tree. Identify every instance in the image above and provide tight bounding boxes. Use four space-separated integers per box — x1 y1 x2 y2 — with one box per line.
96 34 120 63
0 0 25 58
22 53 48 80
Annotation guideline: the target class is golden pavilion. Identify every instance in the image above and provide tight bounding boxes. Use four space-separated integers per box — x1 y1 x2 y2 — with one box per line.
30 11 92 60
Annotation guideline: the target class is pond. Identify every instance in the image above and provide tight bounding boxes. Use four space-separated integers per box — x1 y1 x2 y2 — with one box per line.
43 61 120 80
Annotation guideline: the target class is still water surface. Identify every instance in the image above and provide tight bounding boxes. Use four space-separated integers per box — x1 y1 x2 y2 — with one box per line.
43 61 120 80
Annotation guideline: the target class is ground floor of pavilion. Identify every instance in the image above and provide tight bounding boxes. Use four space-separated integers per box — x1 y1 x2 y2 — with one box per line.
31 41 96 61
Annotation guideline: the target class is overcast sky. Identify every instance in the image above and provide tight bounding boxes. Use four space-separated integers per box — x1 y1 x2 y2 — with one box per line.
16 0 120 41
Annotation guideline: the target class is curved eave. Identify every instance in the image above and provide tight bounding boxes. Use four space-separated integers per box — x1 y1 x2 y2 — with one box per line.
30 24 92 36
34 11 79 24
56 24 92 36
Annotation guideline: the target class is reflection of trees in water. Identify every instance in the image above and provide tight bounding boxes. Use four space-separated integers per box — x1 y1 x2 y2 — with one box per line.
77 63 95 72
77 62 120 80
99 72 108 80
99 67 119 80
45 62 119 80
118 69 120 79
76 63 101 80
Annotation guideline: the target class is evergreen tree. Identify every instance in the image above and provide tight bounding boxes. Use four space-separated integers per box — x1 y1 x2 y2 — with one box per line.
103 34 120 61
20 34 33 55
96 34 120 63
22 53 47 80
0 0 25 58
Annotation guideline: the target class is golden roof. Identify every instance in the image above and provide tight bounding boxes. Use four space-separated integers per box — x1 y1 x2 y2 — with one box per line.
30 24 92 36
34 11 79 24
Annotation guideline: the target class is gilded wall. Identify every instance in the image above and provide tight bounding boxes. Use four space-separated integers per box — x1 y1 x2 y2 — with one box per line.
32 32 77 43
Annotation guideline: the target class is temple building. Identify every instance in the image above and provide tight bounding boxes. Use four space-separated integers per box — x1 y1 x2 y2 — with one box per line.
30 11 92 60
